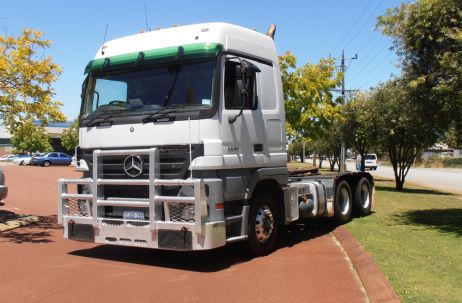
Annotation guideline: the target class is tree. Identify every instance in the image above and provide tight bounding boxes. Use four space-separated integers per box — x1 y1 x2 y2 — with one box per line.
0 29 65 132
342 92 380 171
442 126 462 149
11 119 52 154
377 0 462 138
279 52 343 142
372 80 439 190
61 119 79 151
311 122 343 171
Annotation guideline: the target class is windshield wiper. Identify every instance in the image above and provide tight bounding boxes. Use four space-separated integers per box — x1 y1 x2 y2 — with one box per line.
142 104 208 123
142 108 176 123
85 109 124 127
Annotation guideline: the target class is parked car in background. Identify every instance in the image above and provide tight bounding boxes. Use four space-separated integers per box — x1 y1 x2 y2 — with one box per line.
0 155 15 162
364 154 378 170
31 152 73 167
0 166 8 201
12 154 32 165
0 155 18 162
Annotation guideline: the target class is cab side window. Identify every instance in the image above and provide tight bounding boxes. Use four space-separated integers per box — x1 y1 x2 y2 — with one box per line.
224 60 258 110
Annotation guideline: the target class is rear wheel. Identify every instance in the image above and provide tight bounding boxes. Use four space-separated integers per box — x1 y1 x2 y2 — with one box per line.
334 180 353 224
247 192 278 256
42 161 51 167
354 178 372 216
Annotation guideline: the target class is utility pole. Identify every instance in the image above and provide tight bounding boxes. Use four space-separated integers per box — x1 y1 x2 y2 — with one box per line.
332 50 357 172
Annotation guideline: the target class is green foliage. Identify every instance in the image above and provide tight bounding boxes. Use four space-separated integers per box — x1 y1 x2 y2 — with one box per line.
0 29 65 132
342 92 380 171
311 121 343 171
372 80 439 190
377 0 462 133
442 125 462 149
279 51 343 141
11 119 52 154
61 119 79 151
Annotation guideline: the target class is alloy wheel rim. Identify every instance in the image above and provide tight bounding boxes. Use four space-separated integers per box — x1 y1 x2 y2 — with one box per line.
360 183 370 208
339 187 350 215
255 205 274 243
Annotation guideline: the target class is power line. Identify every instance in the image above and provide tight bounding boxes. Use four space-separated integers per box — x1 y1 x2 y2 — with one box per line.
331 0 374 55
352 34 385 68
350 53 396 88
342 0 386 51
348 40 392 83
354 27 382 55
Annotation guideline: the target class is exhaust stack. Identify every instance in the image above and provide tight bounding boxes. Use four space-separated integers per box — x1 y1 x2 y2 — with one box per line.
266 24 276 40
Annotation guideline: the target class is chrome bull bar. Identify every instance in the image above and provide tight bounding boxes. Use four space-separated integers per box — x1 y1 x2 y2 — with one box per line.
57 148 208 235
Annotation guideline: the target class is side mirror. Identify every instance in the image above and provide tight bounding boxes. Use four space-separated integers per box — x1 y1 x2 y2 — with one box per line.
228 59 260 124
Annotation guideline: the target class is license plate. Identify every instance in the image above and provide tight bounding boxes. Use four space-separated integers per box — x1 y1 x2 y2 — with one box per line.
123 210 145 220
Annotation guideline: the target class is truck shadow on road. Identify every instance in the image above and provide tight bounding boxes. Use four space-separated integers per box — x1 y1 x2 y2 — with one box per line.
0 215 60 244
69 220 336 272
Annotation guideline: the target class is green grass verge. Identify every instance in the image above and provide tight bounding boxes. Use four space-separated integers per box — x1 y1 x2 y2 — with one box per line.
287 161 318 171
346 180 462 303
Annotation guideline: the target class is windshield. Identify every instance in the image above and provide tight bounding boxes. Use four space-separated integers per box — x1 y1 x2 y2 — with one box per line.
83 59 215 118
365 154 377 160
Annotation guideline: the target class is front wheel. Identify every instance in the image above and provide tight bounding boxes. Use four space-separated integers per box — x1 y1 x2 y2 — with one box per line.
247 192 278 256
334 180 353 225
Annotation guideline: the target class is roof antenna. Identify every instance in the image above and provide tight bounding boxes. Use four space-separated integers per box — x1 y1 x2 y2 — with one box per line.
101 24 108 56
144 3 151 31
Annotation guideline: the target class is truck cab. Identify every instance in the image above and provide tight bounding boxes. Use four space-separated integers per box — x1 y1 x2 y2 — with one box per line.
58 23 373 255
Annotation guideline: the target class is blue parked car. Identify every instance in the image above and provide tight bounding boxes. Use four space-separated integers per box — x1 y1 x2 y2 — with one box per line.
31 152 73 167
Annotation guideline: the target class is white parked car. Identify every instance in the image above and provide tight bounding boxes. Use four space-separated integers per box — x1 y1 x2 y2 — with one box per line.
13 155 32 165
0 155 16 162
364 154 378 170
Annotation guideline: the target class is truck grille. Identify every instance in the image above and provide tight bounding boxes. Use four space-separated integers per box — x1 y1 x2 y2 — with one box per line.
81 144 204 180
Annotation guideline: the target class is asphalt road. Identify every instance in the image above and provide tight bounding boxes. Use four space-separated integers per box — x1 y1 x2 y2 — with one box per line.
0 166 368 303
343 162 462 195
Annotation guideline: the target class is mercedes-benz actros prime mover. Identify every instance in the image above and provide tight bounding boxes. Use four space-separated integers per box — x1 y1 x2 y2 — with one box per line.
58 23 373 255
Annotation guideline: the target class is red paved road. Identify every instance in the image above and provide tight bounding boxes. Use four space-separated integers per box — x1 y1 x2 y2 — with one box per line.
0 166 368 303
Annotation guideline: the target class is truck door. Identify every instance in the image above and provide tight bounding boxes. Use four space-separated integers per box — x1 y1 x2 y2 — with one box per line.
219 56 266 168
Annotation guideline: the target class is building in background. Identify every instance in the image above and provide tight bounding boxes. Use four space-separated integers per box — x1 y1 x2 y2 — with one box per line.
0 121 73 155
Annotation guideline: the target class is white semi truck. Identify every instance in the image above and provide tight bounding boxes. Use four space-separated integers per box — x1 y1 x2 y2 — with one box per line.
58 23 373 255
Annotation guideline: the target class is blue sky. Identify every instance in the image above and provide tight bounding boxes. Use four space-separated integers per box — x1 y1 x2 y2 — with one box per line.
1 0 402 120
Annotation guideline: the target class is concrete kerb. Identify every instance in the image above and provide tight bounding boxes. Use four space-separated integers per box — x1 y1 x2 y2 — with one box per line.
0 215 41 232
332 226 401 303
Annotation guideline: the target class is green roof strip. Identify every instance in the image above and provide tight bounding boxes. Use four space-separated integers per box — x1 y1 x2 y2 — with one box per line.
84 42 223 74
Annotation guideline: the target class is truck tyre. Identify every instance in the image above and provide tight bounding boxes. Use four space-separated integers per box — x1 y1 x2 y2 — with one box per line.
43 161 51 167
247 192 278 256
354 178 372 216
334 180 353 225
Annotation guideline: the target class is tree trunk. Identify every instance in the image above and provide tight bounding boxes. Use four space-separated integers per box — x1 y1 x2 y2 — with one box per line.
361 154 366 172
395 178 404 191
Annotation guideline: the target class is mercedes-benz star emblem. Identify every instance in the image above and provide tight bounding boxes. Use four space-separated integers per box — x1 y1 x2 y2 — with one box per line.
123 155 144 177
